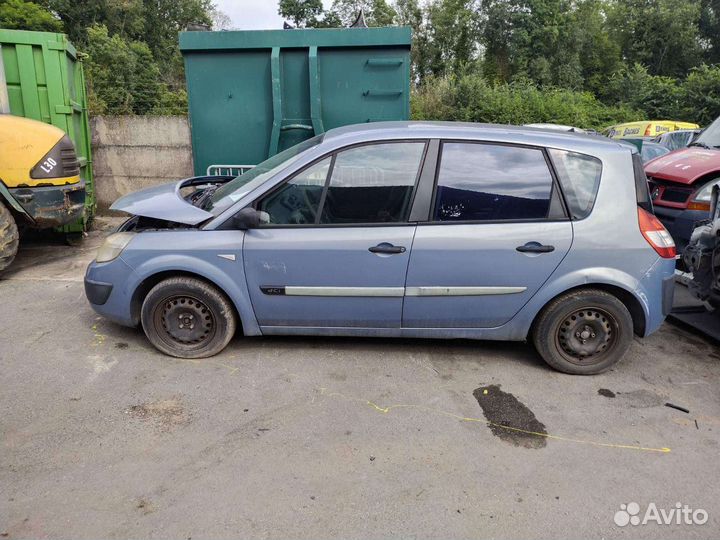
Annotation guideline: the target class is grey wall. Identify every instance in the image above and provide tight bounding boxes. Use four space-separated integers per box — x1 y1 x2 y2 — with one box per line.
91 116 194 211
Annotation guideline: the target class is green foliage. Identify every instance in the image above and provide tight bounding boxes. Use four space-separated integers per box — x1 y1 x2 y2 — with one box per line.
700 0 720 64
606 0 702 78
84 24 160 115
0 0 62 32
681 65 720 125
152 87 189 116
605 64 682 119
411 75 641 130
330 0 398 26
426 0 480 78
278 0 324 27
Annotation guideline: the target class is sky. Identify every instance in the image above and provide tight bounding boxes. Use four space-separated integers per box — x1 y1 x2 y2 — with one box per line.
215 0 334 30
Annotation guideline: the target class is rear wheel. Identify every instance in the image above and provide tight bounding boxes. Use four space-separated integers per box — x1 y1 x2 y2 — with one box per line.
532 289 633 374
0 203 19 272
141 277 237 358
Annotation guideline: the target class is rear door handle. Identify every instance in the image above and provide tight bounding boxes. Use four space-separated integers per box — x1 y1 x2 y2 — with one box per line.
516 242 555 253
369 242 406 254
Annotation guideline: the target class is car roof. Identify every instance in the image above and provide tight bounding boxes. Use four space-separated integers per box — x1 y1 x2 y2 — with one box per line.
323 121 628 155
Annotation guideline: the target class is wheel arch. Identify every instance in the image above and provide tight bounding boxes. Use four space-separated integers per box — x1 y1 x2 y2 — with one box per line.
130 269 244 334
529 283 646 339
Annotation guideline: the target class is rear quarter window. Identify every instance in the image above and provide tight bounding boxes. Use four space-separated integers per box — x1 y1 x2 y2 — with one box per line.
548 149 602 220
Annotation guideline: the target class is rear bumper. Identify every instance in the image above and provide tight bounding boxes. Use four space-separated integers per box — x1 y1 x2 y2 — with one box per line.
662 275 675 316
635 256 677 336
9 181 85 228
653 204 708 253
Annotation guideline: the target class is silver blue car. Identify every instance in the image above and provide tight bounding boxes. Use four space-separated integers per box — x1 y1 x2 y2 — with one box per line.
85 122 677 374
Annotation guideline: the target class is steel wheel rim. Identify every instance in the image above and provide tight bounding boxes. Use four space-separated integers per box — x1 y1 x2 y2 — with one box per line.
153 294 216 351
555 306 619 366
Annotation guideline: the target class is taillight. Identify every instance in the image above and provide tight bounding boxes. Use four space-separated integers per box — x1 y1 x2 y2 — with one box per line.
638 207 676 258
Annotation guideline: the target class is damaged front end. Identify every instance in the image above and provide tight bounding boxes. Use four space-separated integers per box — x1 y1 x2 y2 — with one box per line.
111 175 235 231
683 184 720 308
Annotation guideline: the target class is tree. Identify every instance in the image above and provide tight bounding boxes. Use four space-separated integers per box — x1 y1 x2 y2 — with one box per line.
42 0 145 45
482 0 585 88
393 0 430 81
84 24 162 115
278 0 324 27
141 0 213 69
699 0 720 64
606 63 682 119
0 0 62 32
681 64 720 125
330 0 398 26
426 0 481 78
573 0 622 97
606 0 703 77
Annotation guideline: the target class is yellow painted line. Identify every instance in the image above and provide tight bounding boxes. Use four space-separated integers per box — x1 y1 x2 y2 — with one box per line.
318 388 671 454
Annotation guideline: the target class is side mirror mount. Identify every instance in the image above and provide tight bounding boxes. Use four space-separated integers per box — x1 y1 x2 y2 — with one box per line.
233 207 270 230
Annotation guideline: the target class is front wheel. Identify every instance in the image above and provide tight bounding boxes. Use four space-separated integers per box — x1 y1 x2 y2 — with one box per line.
141 277 237 358
532 289 633 375
0 203 19 272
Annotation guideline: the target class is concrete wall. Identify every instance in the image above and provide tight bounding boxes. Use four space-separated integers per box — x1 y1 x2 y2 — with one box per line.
91 116 194 211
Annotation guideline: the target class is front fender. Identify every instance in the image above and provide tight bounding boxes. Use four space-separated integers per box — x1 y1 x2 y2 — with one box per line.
123 250 261 337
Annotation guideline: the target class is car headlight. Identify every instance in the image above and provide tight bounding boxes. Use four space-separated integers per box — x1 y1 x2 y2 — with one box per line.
688 179 720 211
96 232 135 263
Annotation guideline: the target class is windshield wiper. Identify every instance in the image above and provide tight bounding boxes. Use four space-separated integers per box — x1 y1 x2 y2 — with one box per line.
194 185 220 209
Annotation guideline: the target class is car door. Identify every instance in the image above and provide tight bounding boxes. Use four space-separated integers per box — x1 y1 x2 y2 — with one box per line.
243 140 427 329
403 141 574 328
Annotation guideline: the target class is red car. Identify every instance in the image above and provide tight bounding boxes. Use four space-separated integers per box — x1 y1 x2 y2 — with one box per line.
645 116 720 251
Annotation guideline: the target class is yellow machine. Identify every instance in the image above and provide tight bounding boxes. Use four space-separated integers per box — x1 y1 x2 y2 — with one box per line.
0 114 85 270
603 120 700 139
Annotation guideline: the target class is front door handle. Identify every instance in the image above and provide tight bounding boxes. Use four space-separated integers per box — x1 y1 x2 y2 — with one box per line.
516 242 555 254
369 242 406 254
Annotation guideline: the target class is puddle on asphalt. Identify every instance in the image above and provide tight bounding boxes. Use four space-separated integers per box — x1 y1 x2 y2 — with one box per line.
598 388 616 398
473 384 547 449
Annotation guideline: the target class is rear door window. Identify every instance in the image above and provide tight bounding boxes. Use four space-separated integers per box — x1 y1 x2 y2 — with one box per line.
432 142 554 221
548 149 602 219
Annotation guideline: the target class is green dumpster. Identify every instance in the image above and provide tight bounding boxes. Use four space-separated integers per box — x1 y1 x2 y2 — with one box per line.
179 27 412 176
0 28 94 231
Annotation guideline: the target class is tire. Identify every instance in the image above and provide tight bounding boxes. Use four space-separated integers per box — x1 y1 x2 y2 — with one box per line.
141 277 237 359
0 203 19 272
532 289 634 375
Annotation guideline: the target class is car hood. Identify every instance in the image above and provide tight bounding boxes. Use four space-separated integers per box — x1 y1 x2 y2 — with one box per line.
110 178 214 225
644 147 720 185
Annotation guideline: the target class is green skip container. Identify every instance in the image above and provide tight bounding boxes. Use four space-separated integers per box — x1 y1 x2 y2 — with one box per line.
179 27 411 176
0 28 94 231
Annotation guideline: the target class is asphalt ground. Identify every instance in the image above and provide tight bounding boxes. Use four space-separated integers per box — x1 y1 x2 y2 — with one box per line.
1 219 719 539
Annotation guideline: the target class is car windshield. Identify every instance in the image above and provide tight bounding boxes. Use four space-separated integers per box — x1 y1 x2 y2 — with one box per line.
206 134 324 215
693 116 720 148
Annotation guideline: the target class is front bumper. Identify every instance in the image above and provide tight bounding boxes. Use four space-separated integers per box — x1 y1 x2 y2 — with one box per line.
84 277 113 305
9 181 85 228
85 257 140 327
653 204 709 253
